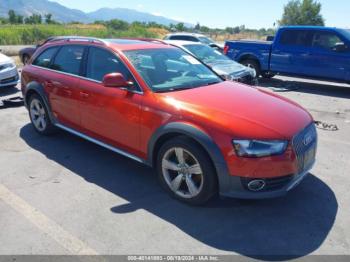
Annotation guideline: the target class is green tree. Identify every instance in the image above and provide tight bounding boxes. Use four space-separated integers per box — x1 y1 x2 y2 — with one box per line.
175 22 185 32
16 15 23 24
45 13 52 24
107 19 129 31
233 26 241 34
200 25 210 33
24 14 42 24
194 23 201 31
8 10 23 24
225 27 234 34
0 17 9 24
279 0 325 26
8 10 17 24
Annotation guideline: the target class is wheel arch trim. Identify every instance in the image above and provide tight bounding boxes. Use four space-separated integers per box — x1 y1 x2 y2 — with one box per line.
25 81 56 124
147 122 233 194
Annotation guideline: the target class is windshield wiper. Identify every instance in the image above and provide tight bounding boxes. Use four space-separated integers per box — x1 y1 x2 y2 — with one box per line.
205 81 220 86
154 86 197 93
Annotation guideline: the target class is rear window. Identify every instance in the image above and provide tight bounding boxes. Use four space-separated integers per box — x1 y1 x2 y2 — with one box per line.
32 47 59 68
170 35 199 42
198 37 215 45
279 30 312 46
51 45 85 75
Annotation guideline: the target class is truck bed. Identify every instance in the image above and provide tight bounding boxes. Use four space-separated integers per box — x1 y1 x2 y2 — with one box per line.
224 40 272 71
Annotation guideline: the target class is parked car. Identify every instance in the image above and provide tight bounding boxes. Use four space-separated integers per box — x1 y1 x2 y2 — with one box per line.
224 26 350 82
165 40 257 85
21 37 317 205
0 51 19 88
19 36 72 65
19 46 36 65
164 33 224 51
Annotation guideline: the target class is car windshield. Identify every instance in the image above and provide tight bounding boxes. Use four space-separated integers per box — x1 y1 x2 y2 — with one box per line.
184 44 230 64
340 29 350 40
198 36 215 45
124 48 222 92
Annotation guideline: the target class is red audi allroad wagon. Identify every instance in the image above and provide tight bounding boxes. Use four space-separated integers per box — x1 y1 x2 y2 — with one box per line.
21 37 317 205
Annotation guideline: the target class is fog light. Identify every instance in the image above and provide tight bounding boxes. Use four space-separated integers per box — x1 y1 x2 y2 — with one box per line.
247 179 266 192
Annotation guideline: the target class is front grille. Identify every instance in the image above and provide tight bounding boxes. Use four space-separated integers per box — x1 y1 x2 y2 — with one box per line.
292 123 317 174
264 175 294 191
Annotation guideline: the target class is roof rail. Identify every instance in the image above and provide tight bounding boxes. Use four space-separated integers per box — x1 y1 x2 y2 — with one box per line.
44 36 106 45
122 37 168 45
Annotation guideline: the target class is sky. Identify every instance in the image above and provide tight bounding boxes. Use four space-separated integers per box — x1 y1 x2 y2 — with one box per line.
52 0 350 29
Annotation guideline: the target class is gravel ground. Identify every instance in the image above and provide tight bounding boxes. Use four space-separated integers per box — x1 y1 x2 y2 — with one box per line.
0 75 349 259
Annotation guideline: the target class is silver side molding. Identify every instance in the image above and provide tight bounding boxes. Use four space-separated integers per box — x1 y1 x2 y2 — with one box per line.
55 123 146 164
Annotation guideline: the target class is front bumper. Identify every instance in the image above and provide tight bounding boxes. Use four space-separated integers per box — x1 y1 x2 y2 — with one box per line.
218 123 317 199
231 72 258 85
0 67 19 87
220 161 314 199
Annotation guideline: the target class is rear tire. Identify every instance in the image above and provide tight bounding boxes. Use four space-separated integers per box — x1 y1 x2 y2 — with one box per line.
261 71 275 79
241 59 261 77
156 136 218 205
28 94 56 135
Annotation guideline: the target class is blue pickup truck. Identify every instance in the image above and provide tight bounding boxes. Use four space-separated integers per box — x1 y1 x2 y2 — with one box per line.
224 26 350 83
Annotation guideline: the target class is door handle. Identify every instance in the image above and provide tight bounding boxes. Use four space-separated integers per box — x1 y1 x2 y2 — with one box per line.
62 86 72 96
46 81 54 88
80 92 90 98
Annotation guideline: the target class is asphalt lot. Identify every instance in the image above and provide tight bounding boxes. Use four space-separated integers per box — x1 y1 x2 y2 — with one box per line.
0 74 349 259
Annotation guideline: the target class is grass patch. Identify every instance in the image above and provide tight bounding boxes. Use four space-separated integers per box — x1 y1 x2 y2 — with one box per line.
0 24 161 45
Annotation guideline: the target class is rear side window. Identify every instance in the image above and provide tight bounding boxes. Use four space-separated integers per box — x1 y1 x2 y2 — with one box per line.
279 30 312 46
170 35 199 42
86 47 139 89
51 45 85 75
32 47 59 68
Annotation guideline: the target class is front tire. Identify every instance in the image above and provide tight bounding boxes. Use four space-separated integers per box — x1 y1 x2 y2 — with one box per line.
261 71 275 79
157 136 218 205
28 94 56 135
241 59 261 77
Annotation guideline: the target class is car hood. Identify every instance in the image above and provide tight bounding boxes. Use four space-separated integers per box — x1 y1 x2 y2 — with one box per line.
208 60 253 77
159 81 312 139
0 53 13 64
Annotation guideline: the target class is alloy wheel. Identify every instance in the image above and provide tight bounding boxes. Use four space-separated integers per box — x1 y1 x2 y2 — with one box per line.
162 147 204 199
30 98 47 132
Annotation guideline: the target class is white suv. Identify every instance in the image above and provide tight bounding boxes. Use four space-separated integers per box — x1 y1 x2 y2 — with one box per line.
0 51 19 88
164 33 223 50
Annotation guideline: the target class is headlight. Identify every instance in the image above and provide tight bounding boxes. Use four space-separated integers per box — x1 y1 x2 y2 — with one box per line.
233 140 288 157
0 62 15 70
250 68 257 78
225 74 239 81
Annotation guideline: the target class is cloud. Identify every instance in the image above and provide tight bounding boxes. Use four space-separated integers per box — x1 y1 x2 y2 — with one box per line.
136 4 144 9
151 12 163 17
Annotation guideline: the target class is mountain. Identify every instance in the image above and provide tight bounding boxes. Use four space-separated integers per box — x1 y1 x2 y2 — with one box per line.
88 8 180 25
0 0 188 26
0 0 89 23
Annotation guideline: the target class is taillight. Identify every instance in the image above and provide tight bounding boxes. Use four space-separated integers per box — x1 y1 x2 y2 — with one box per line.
223 45 229 55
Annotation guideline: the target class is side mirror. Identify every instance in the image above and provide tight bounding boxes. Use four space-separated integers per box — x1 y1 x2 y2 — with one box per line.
266 35 275 41
103 73 131 89
333 43 348 52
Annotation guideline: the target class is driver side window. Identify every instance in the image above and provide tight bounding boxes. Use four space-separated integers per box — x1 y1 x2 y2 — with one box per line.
312 32 344 50
86 47 139 89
